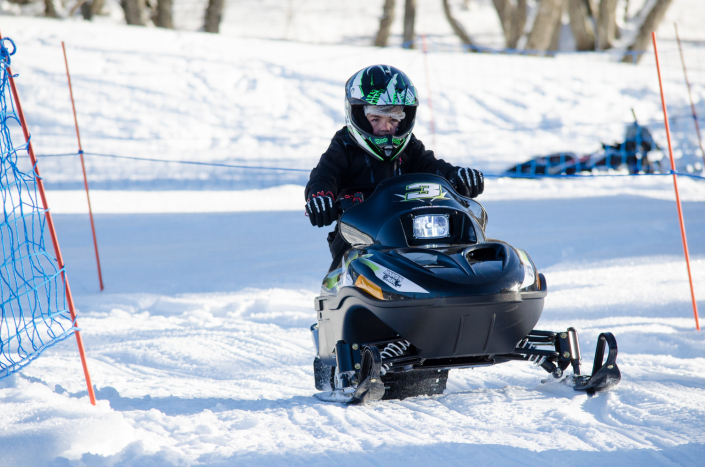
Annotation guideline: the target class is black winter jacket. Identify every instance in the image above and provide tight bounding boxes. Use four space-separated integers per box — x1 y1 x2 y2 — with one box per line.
305 127 456 201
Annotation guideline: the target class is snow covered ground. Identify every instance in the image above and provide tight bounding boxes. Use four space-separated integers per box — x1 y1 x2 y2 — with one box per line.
0 6 704 466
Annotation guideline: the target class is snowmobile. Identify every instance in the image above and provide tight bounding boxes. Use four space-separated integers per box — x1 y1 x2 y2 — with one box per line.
506 120 663 177
310 173 621 404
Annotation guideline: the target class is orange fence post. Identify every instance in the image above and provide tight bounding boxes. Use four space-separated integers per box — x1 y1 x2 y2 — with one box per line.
674 24 705 167
421 34 437 151
62 41 104 292
0 31 97 404
652 32 700 331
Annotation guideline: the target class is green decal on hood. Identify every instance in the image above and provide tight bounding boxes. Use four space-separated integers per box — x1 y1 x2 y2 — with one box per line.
395 183 449 202
322 268 343 290
345 251 371 269
359 258 380 272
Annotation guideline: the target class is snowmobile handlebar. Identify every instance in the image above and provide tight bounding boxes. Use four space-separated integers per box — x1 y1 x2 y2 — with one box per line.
337 192 365 214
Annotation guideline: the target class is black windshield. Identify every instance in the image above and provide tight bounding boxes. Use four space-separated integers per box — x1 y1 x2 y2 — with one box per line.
339 174 487 248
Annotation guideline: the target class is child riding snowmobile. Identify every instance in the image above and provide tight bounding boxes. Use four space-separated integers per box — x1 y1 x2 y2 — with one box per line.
304 64 483 271
305 66 622 403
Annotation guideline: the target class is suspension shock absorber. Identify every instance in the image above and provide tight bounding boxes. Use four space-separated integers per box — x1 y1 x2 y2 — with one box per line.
379 340 411 374
518 337 560 377
567 327 582 375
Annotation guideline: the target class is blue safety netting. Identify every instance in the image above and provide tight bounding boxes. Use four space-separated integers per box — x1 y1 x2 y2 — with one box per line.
0 38 76 379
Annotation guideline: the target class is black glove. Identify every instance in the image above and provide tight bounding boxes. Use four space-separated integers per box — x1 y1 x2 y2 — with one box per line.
306 195 338 227
450 167 484 198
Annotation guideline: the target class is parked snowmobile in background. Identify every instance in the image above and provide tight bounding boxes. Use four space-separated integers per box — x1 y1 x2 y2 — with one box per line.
506 120 663 176
310 174 621 404
505 151 583 176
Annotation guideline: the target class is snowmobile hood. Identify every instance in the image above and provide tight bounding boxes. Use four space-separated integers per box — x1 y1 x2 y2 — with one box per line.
327 242 543 301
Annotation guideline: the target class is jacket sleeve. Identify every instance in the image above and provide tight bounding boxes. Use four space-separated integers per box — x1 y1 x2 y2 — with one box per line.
304 134 349 201
404 135 456 178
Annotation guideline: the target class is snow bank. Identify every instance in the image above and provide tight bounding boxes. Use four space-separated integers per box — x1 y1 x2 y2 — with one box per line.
0 375 137 464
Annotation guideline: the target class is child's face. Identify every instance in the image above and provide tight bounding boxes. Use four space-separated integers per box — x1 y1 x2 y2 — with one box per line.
366 114 400 136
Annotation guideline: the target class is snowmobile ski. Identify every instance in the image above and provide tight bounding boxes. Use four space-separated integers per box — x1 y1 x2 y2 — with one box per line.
572 332 621 394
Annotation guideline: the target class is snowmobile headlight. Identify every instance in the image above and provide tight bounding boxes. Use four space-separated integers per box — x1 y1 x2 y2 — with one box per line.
413 215 449 239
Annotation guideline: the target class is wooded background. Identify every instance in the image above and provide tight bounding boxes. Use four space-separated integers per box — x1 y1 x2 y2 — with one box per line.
7 0 676 62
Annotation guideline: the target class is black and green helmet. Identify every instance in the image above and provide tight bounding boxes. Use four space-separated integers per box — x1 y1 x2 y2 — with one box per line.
345 65 419 161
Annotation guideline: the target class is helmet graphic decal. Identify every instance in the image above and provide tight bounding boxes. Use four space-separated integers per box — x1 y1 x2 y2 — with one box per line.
349 70 364 100
382 73 398 104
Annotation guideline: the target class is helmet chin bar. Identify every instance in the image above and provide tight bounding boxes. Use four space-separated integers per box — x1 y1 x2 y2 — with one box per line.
376 136 395 160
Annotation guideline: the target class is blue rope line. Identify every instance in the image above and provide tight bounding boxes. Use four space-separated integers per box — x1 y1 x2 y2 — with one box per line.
31 152 78 157
32 150 705 181
38 151 310 172
484 171 705 181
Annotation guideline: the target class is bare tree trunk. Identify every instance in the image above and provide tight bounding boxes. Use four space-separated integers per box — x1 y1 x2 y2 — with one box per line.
596 0 618 49
622 0 673 63
154 0 173 28
81 1 93 19
442 0 475 51
403 0 416 48
509 0 527 49
44 0 58 17
80 0 104 20
492 0 527 49
568 0 595 50
121 0 145 25
548 0 567 53
374 0 396 47
204 0 225 33
90 0 105 16
581 0 598 24
525 0 564 52
492 0 513 46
